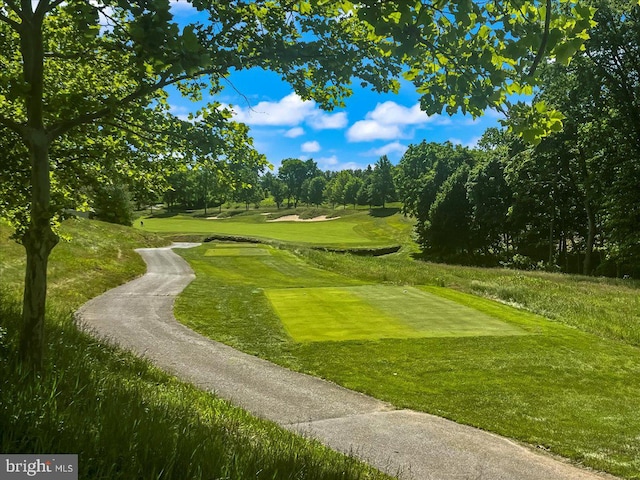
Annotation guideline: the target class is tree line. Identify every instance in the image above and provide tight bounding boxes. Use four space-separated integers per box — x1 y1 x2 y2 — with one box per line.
162 155 397 212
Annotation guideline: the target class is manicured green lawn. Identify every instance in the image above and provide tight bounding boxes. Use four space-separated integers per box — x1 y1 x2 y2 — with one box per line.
266 285 527 342
179 243 364 288
302 249 640 346
138 210 413 248
175 242 640 479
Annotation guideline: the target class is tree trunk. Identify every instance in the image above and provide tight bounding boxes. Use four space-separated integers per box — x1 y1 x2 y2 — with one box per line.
548 211 555 265
577 148 596 276
20 134 59 368
18 16 59 368
583 199 596 275
20 226 58 367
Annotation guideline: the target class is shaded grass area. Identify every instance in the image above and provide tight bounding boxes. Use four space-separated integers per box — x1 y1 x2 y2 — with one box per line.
138 209 415 249
205 244 273 257
175 243 640 479
0 219 391 480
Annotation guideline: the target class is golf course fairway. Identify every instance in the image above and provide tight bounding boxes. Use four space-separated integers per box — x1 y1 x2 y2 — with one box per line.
139 210 411 248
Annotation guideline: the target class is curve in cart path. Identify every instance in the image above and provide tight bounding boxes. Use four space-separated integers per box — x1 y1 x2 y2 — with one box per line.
76 244 616 480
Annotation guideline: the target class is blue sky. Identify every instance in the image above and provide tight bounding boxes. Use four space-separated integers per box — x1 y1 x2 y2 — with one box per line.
167 3 505 172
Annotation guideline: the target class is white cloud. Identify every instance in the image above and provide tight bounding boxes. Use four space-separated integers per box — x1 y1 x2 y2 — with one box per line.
228 93 316 126
368 102 431 125
284 127 305 138
346 121 404 142
301 141 321 153
347 101 450 142
169 0 198 13
314 155 360 171
307 111 348 130
227 93 348 130
318 155 339 167
362 141 408 157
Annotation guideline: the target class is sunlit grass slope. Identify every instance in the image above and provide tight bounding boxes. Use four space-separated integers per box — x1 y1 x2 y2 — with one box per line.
139 208 414 248
1 218 167 303
0 219 391 480
175 241 640 479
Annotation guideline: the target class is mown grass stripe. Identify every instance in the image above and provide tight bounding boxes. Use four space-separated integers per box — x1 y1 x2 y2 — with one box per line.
266 285 527 342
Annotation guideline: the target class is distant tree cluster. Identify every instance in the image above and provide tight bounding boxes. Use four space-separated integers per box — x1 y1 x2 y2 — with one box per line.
164 149 266 213
258 156 397 211
164 153 401 214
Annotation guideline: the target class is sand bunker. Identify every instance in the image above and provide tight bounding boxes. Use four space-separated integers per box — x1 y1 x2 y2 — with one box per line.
267 215 339 222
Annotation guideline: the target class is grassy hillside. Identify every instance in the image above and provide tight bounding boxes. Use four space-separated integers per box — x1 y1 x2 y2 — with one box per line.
0 219 390 480
0 218 167 305
174 235 640 479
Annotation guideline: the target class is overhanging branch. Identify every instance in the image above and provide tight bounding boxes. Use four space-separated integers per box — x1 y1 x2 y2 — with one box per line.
37 0 64 15
527 0 552 77
0 10 22 30
47 68 221 140
0 114 26 135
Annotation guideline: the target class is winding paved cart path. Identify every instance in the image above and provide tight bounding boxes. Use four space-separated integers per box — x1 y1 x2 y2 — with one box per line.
76 244 615 480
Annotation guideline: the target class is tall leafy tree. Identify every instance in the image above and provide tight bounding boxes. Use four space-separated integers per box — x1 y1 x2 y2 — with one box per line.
421 165 473 256
397 141 473 250
0 0 594 367
370 156 396 208
579 0 640 274
306 176 327 207
326 170 353 208
524 0 640 274
261 172 287 209
234 173 264 211
344 177 364 209
467 153 513 254
278 159 318 208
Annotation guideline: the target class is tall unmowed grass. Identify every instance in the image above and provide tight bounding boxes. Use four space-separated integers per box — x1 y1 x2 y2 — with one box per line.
0 219 389 480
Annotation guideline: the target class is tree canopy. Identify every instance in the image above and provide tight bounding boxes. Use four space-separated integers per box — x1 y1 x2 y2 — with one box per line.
0 0 595 367
397 0 639 275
